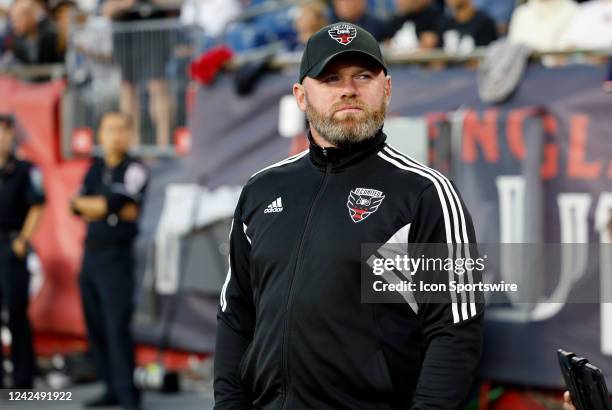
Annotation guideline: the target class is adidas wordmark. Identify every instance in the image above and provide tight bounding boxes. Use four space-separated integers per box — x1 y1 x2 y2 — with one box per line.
264 197 283 213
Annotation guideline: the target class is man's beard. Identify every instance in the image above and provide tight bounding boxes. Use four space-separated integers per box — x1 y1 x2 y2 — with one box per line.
305 95 387 148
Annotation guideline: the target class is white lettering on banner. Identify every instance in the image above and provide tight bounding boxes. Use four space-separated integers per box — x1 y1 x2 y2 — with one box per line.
496 176 526 305
529 194 592 322
595 192 612 356
491 181 612 357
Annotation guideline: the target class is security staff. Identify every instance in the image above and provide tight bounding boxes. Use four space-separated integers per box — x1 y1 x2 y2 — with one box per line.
214 23 484 409
0 115 45 389
71 112 148 410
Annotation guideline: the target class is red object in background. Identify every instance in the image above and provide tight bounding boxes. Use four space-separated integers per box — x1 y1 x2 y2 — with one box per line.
0 76 211 369
0 76 89 343
173 127 192 156
491 391 549 410
71 127 94 156
185 83 198 117
0 78 64 164
189 46 234 85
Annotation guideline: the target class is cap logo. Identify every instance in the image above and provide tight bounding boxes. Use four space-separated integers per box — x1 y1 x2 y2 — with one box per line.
328 23 357 45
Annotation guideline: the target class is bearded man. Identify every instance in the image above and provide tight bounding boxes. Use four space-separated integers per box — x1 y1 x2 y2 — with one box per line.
214 23 484 410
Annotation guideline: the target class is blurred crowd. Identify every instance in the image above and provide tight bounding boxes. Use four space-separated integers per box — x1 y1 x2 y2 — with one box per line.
0 0 611 68
1 0 610 148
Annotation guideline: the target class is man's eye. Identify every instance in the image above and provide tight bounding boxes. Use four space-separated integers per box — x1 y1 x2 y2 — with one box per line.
356 74 372 80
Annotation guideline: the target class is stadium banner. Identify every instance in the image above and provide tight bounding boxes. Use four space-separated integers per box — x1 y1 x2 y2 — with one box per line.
180 64 611 388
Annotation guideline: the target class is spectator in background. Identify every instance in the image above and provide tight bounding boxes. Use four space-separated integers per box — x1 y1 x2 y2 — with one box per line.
558 0 612 51
437 0 497 55
49 0 80 57
1 0 13 49
293 0 328 48
71 112 148 410
104 0 176 147
330 0 385 41
0 115 45 390
508 0 577 52
179 0 242 38
471 0 514 35
6 0 64 64
382 0 442 52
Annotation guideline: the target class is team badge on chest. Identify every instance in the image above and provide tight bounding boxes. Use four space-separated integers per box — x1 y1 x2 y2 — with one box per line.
347 188 385 223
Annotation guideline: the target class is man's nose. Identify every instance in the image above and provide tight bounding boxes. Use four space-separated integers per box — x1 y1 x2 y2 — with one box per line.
339 78 359 98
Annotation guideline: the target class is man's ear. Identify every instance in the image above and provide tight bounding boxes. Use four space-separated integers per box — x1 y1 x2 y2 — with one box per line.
293 83 307 112
385 75 392 106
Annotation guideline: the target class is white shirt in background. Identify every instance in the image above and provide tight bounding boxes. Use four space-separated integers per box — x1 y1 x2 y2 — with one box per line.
180 0 242 37
0 0 13 34
508 0 578 51
559 0 612 50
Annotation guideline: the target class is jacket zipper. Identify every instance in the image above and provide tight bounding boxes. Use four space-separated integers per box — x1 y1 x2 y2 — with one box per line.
280 158 332 409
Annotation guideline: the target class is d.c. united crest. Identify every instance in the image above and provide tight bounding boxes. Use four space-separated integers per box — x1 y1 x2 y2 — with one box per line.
328 24 357 45
347 188 385 223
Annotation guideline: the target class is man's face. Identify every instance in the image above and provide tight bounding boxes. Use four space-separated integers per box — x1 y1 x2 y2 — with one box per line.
333 0 366 22
395 0 430 13
293 54 391 147
0 123 14 157
445 0 468 11
98 114 131 156
55 4 77 34
10 0 37 36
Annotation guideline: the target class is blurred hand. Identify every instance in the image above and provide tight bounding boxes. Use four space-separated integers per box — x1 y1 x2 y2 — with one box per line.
70 197 80 214
11 237 27 259
118 202 139 222
563 391 576 410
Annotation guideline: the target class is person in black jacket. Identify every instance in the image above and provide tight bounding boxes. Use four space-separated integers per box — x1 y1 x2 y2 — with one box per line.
71 112 148 410
382 0 443 50
214 22 484 410
436 0 497 55
0 115 45 389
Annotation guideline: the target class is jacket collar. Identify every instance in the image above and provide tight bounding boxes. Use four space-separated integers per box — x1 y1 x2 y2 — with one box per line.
308 128 387 170
0 153 17 176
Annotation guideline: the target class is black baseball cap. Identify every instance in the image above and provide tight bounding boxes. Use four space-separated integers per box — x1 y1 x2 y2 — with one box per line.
299 22 387 84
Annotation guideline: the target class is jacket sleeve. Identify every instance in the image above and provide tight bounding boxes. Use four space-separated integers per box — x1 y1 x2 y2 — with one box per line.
25 163 46 206
104 161 149 214
214 189 256 409
409 183 484 410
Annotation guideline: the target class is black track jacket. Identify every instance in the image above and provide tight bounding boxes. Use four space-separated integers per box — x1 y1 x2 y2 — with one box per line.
214 131 484 410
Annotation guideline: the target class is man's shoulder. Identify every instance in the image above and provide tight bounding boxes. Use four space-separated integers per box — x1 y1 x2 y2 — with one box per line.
124 155 148 170
122 157 150 188
246 149 309 187
376 144 449 191
87 156 104 171
13 157 33 170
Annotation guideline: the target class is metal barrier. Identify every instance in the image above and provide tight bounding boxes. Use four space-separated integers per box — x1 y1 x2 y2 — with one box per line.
63 17 204 158
0 64 66 81
59 11 611 160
